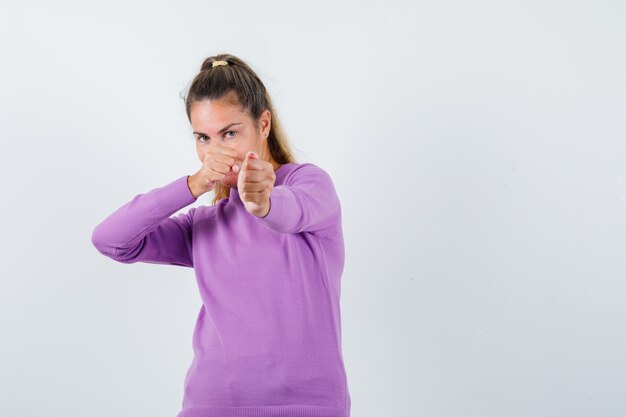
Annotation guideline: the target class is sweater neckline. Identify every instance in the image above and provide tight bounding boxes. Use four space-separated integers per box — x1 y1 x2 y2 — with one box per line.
229 162 291 200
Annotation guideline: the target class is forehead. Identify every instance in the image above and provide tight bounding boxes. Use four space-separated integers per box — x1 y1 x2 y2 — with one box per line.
190 98 249 129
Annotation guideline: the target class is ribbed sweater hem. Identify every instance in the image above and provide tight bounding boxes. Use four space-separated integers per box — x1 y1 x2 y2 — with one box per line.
177 404 346 417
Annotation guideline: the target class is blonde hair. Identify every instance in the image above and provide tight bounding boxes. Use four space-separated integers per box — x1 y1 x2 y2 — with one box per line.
182 53 298 205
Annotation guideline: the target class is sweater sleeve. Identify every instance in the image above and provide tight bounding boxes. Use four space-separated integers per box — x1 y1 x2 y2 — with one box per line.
91 175 198 268
254 163 341 236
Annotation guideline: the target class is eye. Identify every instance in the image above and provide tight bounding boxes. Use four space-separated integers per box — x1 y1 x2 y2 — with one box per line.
196 135 209 144
195 131 237 143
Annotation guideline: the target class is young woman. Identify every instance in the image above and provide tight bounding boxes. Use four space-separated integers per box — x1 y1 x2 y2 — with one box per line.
91 53 351 417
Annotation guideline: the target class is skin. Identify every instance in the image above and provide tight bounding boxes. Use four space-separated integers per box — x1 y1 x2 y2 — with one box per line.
187 92 281 217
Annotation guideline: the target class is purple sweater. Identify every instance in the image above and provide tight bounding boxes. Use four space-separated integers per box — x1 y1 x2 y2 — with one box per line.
91 162 351 417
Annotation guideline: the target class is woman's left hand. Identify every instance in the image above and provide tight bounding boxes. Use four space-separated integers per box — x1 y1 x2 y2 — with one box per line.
237 151 276 217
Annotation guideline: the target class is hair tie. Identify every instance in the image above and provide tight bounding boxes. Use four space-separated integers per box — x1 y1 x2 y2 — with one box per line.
212 60 229 68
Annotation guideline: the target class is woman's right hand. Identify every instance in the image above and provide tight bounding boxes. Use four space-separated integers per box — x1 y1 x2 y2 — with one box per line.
187 145 240 198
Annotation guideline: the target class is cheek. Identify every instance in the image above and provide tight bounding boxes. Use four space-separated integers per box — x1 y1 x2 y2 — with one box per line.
196 147 214 164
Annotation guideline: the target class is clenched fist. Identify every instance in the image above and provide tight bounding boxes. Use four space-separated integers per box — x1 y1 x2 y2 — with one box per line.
237 151 276 217
187 144 240 198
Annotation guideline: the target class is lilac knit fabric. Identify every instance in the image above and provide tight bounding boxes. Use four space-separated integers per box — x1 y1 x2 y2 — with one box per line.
91 162 350 417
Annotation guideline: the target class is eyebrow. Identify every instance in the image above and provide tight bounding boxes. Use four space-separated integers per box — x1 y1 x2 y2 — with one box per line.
193 122 242 137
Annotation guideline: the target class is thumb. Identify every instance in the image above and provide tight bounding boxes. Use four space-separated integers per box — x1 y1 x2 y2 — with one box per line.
240 151 257 172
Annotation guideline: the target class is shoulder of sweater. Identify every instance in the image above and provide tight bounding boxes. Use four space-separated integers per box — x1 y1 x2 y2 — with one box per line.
282 162 333 184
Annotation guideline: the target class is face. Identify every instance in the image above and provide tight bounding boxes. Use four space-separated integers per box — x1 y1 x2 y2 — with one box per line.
190 92 272 189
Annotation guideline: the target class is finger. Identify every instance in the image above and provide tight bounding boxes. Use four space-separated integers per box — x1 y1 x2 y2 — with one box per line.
240 151 255 171
241 182 267 192
208 160 233 176
239 189 265 204
240 170 266 183
209 151 236 168
242 151 263 172
217 144 239 159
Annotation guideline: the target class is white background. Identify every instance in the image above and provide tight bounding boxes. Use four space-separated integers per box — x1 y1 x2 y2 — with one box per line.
1 1 625 416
